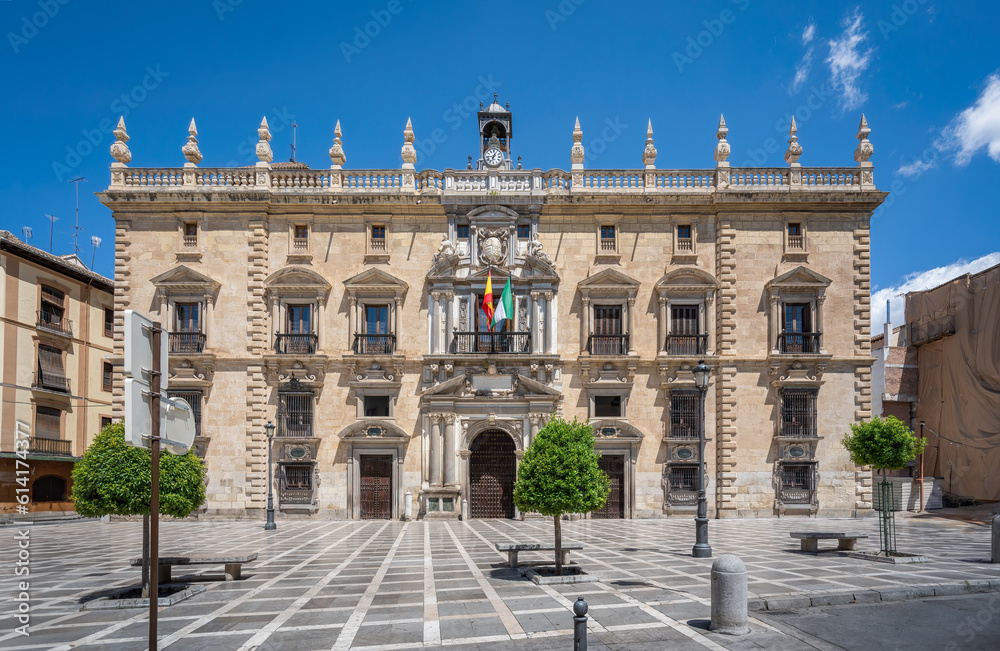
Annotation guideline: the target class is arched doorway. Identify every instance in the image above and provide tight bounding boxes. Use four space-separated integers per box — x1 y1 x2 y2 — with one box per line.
32 475 67 502
469 430 516 518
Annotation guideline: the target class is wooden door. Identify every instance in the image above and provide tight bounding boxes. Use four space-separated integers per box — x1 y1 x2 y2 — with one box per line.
469 431 516 518
593 455 625 519
359 455 392 519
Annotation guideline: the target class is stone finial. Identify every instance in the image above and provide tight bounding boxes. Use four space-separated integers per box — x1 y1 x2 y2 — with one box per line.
255 116 273 164
182 118 202 167
329 120 346 169
784 116 802 166
854 114 873 164
714 114 730 166
642 119 657 169
110 116 132 166
570 117 584 168
401 117 416 168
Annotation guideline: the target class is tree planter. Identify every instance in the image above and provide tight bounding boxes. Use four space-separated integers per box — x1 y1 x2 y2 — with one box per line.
523 566 600 585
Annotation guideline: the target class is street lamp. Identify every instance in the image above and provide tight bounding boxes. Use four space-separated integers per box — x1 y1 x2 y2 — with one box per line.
692 360 712 558
264 421 276 531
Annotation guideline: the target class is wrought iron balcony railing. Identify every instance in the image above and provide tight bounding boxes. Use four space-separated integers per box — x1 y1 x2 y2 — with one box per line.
353 333 395 355
169 332 206 353
36 310 73 337
32 371 70 394
451 332 531 354
587 334 629 356
274 333 318 354
665 334 707 356
29 437 72 456
777 332 821 354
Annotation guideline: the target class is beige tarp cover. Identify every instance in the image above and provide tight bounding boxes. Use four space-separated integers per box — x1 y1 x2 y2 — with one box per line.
907 264 1000 501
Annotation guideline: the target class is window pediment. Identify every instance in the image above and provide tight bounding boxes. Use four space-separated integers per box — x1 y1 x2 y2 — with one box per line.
578 268 640 298
656 268 719 295
265 266 331 300
150 265 221 295
767 265 832 293
337 419 409 440
344 268 408 297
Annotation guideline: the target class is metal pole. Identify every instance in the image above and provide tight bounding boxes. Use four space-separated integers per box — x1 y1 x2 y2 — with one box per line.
693 383 712 558
573 597 588 651
149 322 162 650
265 425 276 531
917 421 925 512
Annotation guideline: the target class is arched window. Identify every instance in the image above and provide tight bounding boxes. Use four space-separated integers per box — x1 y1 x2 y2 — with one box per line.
32 475 67 502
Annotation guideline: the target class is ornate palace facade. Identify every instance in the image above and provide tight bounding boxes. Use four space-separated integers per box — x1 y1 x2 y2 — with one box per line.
101 101 883 520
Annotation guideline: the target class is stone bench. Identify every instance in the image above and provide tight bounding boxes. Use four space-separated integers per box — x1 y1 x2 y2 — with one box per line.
790 532 869 554
130 554 258 582
494 542 583 568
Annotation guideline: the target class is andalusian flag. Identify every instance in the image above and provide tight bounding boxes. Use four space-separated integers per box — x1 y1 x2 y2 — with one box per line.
482 272 495 331
492 276 513 331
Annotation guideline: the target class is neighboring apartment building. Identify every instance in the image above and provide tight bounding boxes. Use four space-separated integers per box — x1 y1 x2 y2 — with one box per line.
0 231 115 513
100 103 884 520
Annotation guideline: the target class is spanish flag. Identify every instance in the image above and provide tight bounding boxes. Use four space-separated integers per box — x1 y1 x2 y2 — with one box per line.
482 272 495 331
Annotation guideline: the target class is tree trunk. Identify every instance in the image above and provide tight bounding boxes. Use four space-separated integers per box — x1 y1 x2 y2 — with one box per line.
141 514 150 598
554 513 563 576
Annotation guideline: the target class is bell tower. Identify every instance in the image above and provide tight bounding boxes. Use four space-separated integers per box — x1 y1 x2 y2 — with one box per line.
476 94 514 170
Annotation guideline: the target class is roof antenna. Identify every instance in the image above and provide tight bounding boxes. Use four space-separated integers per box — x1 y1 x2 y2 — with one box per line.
91 236 102 270
44 214 58 253
21 226 32 242
289 121 298 162
69 177 86 255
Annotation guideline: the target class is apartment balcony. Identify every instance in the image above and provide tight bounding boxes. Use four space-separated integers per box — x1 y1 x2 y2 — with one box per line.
169 332 206 353
777 332 822 354
29 437 72 456
587 334 629 356
664 334 707 356
275 333 318 355
451 332 531 354
32 371 70 394
36 310 73 337
353 333 396 355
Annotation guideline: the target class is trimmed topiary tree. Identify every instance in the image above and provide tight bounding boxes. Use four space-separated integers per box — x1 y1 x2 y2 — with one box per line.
842 415 927 555
513 417 610 575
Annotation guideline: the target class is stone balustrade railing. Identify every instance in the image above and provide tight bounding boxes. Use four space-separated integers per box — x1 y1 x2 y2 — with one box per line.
109 166 871 194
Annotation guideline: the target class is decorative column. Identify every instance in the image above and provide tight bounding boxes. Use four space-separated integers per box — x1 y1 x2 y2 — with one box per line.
429 414 443 487
627 296 637 355
817 292 826 354
443 292 454 355
769 296 780 354
855 114 875 191
443 414 457 486
528 413 542 446
394 295 402 352
531 291 541 354
580 295 590 354
430 291 440 354
544 292 555 354
347 295 356 351
204 293 214 350
705 293 716 355
658 296 667 354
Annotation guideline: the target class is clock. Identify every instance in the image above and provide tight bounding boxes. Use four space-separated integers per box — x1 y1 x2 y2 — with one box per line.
484 147 504 167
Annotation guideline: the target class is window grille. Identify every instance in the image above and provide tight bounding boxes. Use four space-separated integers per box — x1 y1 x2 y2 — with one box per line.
282 464 312 489
782 463 812 489
781 389 817 437
669 465 699 491
279 393 313 437
670 390 700 439
168 390 202 437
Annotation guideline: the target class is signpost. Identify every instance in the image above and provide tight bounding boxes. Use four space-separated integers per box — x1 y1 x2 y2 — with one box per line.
123 310 194 650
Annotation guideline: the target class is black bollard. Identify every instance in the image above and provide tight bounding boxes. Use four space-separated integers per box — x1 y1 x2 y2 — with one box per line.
573 597 588 651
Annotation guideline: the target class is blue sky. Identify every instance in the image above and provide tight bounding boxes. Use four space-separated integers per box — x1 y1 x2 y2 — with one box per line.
3 0 998 321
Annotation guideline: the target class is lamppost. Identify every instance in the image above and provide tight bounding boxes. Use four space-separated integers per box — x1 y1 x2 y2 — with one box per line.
692 360 712 558
264 421 276 531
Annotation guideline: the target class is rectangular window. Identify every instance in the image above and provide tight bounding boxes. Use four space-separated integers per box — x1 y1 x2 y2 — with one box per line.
364 395 391 418
183 222 197 247
599 225 616 252
102 362 113 392
594 395 622 418
370 225 386 251
668 305 702 355
104 307 114 338
35 406 61 439
517 224 531 239
174 303 201 332
784 303 811 333
591 305 624 354
365 305 389 335
669 390 700 439
787 223 803 249
781 302 817 353
168 390 202 437
39 285 66 332
456 225 470 239
781 389 817 437
282 464 312 490
782 463 812 490
293 224 309 250
669 465 699 491
286 305 312 334
100 416 113 430
280 393 313 437
676 224 693 251
36 344 68 392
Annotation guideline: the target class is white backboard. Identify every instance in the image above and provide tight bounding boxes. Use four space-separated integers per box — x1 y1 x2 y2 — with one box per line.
123 309 168 390
163 397 196 455
124 380 195 454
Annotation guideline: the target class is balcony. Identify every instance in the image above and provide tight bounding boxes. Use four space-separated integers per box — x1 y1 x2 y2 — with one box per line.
29 437 72 456
665 334 707 356
451 332 531 354
275 333 318 355
169 332 206 353
36 310 73 337
787 234 804 249
279 486 313 504
587 334 629 356
32 371 70 394
777 332 821 354
354 333 396 355
676 237 694 252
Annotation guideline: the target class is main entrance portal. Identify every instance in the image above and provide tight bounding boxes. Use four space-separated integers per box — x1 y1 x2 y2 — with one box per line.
469 430 516 519
359 454 392 519
593 454 625 519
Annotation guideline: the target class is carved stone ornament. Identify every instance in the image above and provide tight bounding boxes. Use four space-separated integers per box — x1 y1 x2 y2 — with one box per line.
714 114 730 164
854 114 874 164
256 116 273 163
401 117 416 166
433 235 456 263
110 116 132 165
571 117 584 165
528 236 552 263
642 119 657 168
329 119 346 168
182 118 202 166
785 116 802 165
478 228 508 266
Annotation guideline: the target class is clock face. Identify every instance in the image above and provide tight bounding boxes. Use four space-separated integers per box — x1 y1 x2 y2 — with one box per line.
484 147 504 167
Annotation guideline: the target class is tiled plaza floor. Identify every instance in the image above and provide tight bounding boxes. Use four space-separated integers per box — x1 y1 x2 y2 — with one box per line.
0 513 997 650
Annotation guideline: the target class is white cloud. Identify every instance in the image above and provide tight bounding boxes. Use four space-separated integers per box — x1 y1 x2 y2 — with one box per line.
825 9 874 110
895 157 937 178
891 100 908 110
938 73 1000 165
871 252 1000 329
802 22 816 44
790 21 817 94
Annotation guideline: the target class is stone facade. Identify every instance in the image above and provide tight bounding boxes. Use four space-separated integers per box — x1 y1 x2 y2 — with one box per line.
100 103 884 520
